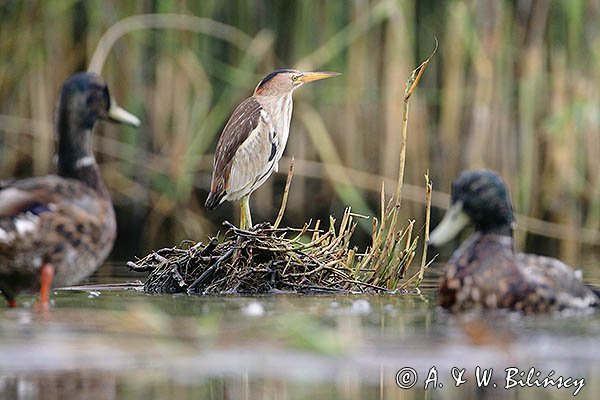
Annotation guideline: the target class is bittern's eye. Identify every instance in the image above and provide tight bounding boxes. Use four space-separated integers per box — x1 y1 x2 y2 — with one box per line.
291 75 301 82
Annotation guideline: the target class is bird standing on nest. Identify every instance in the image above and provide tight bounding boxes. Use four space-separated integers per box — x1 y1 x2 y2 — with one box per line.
205 69 340 229
0 73 140 309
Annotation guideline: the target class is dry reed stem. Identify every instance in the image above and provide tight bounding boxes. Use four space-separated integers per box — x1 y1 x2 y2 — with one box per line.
88 14 253 74
417 170 433 283
395 37 438 205
273 158 295 229
295 1 394 70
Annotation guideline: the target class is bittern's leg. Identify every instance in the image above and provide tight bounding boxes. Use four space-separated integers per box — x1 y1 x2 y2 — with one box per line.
240 195 253 230
245 196 253 228
239 199 246 229
35 263 54 312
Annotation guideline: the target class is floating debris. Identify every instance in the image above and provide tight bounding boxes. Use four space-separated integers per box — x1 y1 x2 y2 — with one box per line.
242 301 266 317
350 299 371 314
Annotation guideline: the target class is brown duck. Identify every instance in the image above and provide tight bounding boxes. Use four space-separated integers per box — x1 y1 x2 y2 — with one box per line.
429 169 599 313
0 72 140 309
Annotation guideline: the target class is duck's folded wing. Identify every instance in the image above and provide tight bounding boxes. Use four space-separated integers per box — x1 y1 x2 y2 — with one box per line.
516 253 598 309
0 177 104 247
0 186 51 245
0 187 44 217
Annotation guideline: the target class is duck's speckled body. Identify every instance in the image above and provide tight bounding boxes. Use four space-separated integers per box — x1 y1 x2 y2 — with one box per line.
0 73 140 308
430 170 599 313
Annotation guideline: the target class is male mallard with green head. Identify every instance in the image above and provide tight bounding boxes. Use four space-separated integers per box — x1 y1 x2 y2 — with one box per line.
0 72 140 309
429 169 599 313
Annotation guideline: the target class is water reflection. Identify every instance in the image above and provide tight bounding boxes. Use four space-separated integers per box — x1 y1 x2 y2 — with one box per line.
0 274 599 399
0 372 116 400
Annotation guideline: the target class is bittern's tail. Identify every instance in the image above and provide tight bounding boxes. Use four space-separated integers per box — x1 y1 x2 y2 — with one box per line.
205 191 225 210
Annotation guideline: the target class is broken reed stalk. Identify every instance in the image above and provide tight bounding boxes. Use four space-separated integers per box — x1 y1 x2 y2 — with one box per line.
274 157 295 229
369 37 437 291
384 38 437 289
395 37 438 207
403 171 437 288
418 171 432 282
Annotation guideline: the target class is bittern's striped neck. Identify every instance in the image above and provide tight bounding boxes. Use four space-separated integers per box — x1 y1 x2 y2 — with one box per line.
255 92 294 163
255 92 293 123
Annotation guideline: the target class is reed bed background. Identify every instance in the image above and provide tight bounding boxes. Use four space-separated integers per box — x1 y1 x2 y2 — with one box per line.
1 0 600 269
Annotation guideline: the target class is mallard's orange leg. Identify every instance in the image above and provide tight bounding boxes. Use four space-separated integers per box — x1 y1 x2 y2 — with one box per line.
1 291 16 308
36 263 55 312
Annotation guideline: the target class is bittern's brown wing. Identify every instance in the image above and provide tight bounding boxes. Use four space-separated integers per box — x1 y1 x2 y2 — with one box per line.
206 97 276 209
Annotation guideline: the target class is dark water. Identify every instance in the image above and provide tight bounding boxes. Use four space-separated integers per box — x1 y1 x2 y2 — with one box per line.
1 263 599 400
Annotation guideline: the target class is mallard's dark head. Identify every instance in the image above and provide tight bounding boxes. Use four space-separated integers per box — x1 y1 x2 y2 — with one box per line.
429 169 515 246
56 73 140 177
58 72 140 130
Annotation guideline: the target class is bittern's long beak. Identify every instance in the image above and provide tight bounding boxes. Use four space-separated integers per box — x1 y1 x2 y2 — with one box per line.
107 100 141 127
298 71 341 83
428 201 471 247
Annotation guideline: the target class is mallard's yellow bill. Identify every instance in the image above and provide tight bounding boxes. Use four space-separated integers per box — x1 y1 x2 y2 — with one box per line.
107 101 141 127
428 202 471 246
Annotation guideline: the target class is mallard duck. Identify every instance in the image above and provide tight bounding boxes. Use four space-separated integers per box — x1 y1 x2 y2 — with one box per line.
429 169 599 313
0 72 140 309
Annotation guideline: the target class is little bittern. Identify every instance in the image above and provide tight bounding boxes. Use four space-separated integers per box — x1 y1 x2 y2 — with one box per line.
205 69 340 229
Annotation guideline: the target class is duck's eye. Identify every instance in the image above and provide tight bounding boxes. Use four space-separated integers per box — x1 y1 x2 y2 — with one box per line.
87 91 106 112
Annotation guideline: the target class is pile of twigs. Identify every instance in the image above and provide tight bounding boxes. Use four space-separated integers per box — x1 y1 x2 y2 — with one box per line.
128 204 424 294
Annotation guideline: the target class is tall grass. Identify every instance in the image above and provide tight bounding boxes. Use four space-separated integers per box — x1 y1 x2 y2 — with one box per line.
1 0 600 267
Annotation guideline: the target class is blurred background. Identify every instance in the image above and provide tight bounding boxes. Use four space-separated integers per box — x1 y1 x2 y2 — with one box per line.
1 0 600 270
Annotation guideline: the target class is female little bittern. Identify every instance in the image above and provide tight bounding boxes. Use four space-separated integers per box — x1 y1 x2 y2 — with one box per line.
205 69 340 229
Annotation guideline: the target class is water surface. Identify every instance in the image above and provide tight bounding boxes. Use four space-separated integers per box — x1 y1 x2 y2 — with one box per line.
1 264 599 399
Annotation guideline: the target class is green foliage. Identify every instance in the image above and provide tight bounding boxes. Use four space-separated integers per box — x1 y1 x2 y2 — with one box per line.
1 1 600 266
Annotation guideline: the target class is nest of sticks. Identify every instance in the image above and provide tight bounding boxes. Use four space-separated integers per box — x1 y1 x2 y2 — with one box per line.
128 193 431 295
